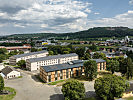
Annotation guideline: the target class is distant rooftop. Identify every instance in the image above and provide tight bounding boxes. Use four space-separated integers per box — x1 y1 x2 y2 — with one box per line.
13 50 48 58
42 59 106 72
28 53 78 63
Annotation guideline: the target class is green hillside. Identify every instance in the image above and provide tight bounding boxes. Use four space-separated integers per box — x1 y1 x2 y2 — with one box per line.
1 27 133 40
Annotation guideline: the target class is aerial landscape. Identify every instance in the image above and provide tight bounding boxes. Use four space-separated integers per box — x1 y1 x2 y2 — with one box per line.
0 0 133 100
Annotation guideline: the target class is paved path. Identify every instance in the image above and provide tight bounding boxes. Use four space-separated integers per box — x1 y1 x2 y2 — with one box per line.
5 72 56 100
5 70 95 100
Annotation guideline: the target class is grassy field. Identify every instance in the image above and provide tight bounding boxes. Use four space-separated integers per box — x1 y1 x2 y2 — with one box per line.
125 96 133 100
0 87 16 100
48 80 65 85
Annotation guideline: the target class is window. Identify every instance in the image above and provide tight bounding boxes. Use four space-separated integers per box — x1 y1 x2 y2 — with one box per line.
100 63 102 70
66 69 69 78
55 71 58 81
48 75 51 82
60 70 63 79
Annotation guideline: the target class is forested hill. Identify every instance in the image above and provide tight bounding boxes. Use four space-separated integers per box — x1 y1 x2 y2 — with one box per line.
1 27 133 40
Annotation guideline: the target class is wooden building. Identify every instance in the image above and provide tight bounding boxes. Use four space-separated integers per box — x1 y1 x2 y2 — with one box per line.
40 59 106 83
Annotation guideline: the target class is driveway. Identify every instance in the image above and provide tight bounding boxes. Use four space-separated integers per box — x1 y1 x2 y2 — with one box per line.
5 70 95 100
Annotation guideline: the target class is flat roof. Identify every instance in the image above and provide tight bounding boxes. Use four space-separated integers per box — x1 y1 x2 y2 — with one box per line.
13 50 48 58
28 53 78 63
41 59 106 72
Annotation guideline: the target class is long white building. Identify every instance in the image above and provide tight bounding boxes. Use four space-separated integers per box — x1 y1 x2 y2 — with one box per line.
9 50 49 65
26 53 78 71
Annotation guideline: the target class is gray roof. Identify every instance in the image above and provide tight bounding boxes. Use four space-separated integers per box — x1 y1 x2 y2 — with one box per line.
1 66 14 76
42 59 106 72
28 53 78 63
13 50 48 58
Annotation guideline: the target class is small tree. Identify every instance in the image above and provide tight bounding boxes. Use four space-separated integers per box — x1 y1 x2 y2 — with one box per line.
94 75 129 100
17 60 26 68
107 60 119 74
83 60 97 81
0 75 4 93
48 51 54 55
62 80 85 100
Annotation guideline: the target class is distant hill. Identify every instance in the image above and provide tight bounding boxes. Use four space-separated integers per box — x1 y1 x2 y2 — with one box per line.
1 27 133 40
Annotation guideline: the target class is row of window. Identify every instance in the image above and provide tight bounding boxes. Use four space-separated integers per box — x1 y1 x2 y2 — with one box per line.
48 69 82 82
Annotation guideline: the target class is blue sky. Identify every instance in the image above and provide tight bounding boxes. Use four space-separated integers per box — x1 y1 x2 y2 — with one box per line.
0 0 133 35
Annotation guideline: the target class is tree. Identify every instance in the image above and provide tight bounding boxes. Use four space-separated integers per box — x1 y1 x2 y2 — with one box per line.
19 51 24 54
62 80 85 100
106 60 119 74
31 48 38 52
17 60 26 68
119 57 133 79
93 52 106 59
0 48 7 54
48 51 54 55
89 44 98 51
83 53 90 60
63 51 69 54
94 75 129 100
0 75 4 93
83 60 97 80
75 47 85 59
126 57 133 80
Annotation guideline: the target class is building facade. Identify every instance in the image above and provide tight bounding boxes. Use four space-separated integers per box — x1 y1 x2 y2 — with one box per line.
9 50 49 65
26 53 78 71
40 59 106 83
0 66 21 79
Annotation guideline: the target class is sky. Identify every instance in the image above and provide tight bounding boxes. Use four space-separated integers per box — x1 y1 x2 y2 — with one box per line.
0 0 133 35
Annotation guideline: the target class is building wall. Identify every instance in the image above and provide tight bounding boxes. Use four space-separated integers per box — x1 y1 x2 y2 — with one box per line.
9 56 16 65
10 52 48 65
6 71 21 79
27 55 78 71
40 66 82 83
40 61 106 83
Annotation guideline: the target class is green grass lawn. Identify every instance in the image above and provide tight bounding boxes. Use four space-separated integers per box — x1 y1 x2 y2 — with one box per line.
125 96 133 100
48 80 65 85
0 87 16 100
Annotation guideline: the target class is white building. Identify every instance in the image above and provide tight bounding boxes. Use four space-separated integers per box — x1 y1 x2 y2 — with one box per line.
26 53 78 71
0 63 5 71
9 50 49 65
0 66 21 79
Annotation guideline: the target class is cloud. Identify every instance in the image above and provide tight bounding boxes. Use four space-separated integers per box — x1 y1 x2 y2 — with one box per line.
0 0 92 34
87 10 133 28
85 8 91 13
94 12 100 15
129 0 133 5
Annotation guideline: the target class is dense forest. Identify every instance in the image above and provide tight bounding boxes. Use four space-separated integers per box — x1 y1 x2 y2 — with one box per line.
1 27 133 40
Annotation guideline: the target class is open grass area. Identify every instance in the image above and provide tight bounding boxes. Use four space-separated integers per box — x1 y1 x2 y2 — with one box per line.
72 44 91 47
125 96 133 100
85 97 97 100
0 87 16 100
18 76 23 78
48 80 65 85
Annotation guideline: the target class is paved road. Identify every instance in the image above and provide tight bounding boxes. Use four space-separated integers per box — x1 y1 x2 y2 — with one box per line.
5 70 95 100
5 72 57 100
